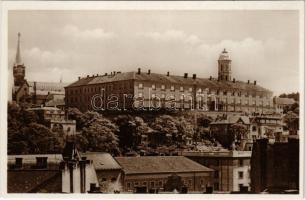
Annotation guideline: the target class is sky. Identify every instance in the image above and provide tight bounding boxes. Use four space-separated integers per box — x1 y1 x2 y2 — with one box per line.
8 10 300 95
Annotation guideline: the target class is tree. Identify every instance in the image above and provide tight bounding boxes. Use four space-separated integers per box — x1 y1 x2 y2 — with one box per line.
228 123 248 150
8 122 63 154
8 102 64 154
150 115 178 146
75 115 120 155
164 174 186 193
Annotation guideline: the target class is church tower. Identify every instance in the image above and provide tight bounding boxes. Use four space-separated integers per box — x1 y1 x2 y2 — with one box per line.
218 48 232 81
13 32 26 86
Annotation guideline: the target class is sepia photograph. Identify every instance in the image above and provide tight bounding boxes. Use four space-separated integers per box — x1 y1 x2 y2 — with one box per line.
1 1 304 198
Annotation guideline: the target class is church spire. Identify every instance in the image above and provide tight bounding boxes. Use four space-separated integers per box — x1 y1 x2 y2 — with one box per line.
15 32 22 66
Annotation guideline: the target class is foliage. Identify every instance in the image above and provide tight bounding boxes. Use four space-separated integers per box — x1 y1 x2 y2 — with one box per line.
8 102 64 154
75 112 120 154
164 174 186 192
279 92 299 102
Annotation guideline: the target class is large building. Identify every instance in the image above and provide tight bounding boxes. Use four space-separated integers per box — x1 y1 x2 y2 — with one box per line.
65 49 274 114
115 156 214 193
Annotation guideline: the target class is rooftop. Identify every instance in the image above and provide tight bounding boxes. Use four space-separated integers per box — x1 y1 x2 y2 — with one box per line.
66 71 271 94
81 152 122 170
115 156 213 175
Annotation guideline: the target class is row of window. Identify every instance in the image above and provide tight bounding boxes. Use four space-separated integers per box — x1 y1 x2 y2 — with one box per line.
138 83 268 98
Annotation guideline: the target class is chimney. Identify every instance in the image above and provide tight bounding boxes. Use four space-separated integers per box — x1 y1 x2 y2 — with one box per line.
233 78 236 83
167 71 170 76
33 81 37 104
247 80 250 84
87 75 89 78
117 71 121 74
254 80 257 85
148 69 151 74
138 68 141 74
184 73 188 78
78 77 81 80
96 74 99 76
113 71 116 75
193 74 196 79
110 72 113 76
209 76 212 80
104 73 108 76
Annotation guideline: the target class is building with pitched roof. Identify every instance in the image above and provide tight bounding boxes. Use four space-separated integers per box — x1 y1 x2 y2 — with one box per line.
115 156 214 193
65 49 274 114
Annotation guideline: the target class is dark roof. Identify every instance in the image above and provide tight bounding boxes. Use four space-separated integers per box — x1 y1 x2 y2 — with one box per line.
66 71 272 94
210 115 250 125
7 171 61 193
115 156 213 175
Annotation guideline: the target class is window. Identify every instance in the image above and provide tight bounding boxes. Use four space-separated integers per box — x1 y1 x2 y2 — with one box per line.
214 170 219 178
188 179 192 186
139 83 143 89
138 93 143 98
36 157 48 169
252 126 257 132
161 94 165 99
158 181 163 187
198 88 202 93
161 85 165 90
189 87 193 92
143 181 147 186
214 183 219 191
134 182 139 186
238 171 244 179
180 86 184 92
150 181 155 187
15 158 23 168
152 94 156 98
239 159 244 167
152 84 156 90
127 182 131 188
170 86 175 91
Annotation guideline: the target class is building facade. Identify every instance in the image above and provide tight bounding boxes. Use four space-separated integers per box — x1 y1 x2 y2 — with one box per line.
65 49 274 114
181 150 252 192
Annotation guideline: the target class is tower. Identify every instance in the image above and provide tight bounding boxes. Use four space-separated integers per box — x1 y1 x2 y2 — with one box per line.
218 48 232 81
13 32 26 86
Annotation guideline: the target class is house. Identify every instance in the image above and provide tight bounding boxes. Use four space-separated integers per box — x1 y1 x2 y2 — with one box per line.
115 156 214 193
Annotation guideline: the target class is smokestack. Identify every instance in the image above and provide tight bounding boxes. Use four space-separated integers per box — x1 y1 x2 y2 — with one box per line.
33 81 37 105
138 68 141 74
148 69 151 74
167 72 170 76
184 73 188 78
254 80 257 85
193 74 196 79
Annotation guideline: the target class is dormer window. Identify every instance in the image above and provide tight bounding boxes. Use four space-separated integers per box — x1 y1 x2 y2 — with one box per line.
139 83 143 89
36 157 48 169
15 158 23 169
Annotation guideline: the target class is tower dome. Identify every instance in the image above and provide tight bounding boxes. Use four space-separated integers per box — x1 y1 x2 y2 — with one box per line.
218 48 230 60
217 48 232 81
